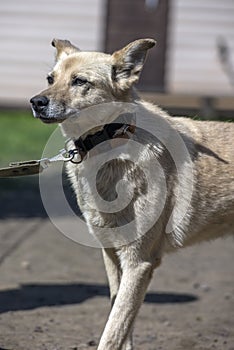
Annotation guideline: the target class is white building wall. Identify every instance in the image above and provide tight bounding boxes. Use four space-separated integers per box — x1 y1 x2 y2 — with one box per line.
0 0 106 106
166 0 234 96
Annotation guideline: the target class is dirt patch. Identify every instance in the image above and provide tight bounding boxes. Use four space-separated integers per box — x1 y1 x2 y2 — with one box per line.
0 217 233 350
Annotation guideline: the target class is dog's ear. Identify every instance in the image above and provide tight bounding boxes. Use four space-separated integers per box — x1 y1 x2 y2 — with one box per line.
111 38 156 89
51 39 80 61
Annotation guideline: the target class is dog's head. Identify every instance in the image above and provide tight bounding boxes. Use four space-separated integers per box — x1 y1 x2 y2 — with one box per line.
30 38 156 124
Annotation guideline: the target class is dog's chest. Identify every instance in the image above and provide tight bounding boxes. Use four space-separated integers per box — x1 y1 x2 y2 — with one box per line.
66 158 141 220
65 150 164 232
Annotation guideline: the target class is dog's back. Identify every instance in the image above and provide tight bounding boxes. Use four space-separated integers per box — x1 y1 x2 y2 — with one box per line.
168 116 234 246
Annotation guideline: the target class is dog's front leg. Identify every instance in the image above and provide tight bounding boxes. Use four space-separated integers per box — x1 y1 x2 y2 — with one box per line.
102 248 121 306
102 248 134 350
97 260 153 350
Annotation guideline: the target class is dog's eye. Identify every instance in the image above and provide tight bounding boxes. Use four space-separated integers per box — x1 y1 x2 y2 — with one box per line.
72 77 88 86
47 75 54 85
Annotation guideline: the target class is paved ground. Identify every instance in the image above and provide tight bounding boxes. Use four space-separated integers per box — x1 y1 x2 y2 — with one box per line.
0 177 234 350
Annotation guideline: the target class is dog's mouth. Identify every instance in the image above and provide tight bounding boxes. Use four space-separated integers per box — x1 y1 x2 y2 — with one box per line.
39 116 65 124
32 109 65 124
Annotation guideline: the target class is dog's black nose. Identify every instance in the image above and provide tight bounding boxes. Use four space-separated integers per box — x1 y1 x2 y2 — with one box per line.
30 96 49 112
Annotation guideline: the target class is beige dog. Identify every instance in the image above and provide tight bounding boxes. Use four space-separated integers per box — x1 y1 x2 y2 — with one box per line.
30 38 234 350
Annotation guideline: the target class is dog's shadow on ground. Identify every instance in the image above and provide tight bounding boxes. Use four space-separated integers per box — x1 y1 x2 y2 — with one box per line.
0 283 198 314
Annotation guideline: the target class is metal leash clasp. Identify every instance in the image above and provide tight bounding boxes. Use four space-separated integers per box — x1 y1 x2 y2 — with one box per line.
40 148 83 169
39 149 74 169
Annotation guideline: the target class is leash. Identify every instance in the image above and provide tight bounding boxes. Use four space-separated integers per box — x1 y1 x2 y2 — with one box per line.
0 123 135 178
0 149 76 177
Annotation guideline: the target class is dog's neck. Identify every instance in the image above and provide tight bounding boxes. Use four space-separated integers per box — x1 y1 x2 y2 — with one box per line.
73 123 134 160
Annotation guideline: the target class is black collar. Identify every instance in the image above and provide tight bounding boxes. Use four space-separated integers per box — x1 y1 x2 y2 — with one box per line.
74 123 128 154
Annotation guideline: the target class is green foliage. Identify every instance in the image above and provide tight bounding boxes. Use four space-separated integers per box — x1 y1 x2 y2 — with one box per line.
0 110 56 166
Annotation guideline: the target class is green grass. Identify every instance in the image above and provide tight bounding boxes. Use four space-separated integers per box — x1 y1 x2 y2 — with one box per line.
0 110 56 166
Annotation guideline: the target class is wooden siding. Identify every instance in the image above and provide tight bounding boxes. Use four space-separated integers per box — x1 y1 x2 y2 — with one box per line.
105 0 169 92
0 0 105 106
166 0 234 96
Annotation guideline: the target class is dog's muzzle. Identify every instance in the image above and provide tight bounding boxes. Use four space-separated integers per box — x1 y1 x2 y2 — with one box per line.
30 95 64 123
30 95 49 115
